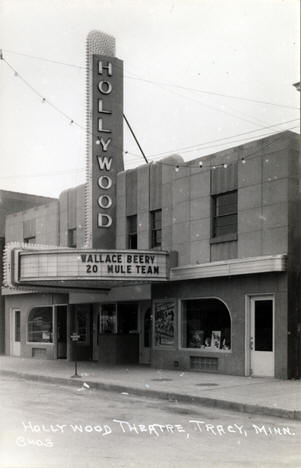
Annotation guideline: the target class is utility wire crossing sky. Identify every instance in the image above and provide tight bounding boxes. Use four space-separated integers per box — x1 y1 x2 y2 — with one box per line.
0 0 299 197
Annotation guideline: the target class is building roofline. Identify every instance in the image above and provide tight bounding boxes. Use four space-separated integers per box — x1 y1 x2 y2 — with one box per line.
120 129 300 175
0 189 57 200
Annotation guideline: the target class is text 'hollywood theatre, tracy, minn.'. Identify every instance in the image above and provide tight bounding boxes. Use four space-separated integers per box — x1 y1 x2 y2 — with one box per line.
1 31 300 380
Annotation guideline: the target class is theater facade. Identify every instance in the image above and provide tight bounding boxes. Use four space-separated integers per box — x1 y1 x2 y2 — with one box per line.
1 31 300 379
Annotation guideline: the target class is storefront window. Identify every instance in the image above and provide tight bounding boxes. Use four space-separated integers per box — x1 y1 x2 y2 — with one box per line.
154 301 176 346
27 306 53 343
181 299 231 351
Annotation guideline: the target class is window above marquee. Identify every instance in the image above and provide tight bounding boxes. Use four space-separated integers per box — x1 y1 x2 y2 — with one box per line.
127 215 137 249
68 228 77 248
151 209 162 249
212 190 237 239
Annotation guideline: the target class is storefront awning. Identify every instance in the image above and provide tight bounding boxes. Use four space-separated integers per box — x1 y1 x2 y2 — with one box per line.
170 254 287 281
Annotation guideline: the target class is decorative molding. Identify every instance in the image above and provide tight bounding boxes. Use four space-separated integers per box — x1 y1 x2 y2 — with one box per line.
170 254 287 281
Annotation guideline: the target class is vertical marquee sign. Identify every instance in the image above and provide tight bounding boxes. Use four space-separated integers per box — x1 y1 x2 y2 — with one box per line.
86 31 124 249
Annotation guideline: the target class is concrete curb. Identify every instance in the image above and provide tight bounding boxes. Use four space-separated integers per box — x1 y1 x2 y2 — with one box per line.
1 369 300 421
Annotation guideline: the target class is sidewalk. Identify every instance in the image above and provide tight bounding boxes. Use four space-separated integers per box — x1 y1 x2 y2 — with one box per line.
0 356 300 420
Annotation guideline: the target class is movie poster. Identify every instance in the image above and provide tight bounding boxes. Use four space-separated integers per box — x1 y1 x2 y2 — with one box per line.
154 301 176 346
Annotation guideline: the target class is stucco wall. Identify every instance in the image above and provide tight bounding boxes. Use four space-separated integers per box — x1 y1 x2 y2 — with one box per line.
116 131 299 268
5 201 59 246
59 184 86 248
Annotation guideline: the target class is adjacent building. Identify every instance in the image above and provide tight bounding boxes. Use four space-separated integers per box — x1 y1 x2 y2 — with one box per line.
0 190 56 354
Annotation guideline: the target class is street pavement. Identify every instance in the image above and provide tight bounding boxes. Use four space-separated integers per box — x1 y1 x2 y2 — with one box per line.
0 374 300 468
0 356 300 420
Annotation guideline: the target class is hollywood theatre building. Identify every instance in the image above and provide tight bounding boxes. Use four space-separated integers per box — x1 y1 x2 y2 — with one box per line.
1 31 301 379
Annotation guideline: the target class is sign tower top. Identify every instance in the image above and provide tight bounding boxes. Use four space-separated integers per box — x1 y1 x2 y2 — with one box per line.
85 31 124 249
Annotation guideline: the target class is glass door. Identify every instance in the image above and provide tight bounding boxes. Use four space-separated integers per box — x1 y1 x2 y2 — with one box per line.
10 309 21 356
56 305 67 359
250 297 274 377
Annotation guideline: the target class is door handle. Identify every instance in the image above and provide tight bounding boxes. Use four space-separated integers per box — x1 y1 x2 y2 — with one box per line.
250 337 254 350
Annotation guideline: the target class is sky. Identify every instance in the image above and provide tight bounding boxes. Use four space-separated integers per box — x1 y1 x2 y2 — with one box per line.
0 0 299 198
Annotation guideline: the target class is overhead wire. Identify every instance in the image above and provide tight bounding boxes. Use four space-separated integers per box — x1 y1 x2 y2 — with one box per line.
4 48 274 128
0 168 85 180
2 48 299 110
126 69 273 129
126 74 300 111
0 53 299 180
132 129 300 175
1 56 139 158
0 124 298 181
2 49 299 152
124 121 300 164
134 73 270 129
2 48 86 70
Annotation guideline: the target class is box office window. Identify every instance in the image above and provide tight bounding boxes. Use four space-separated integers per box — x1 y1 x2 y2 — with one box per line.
127 215 137 249
117 303 138 334
99 303 138 334
181 299 231 351
100 304 117 334
151 209 162 248
28 307 53 343
212 191 237 238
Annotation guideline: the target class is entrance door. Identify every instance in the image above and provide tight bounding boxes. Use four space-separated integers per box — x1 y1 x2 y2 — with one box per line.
10 309 21 356
250 297 274 377
140 306 151 364
56 306 67 359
